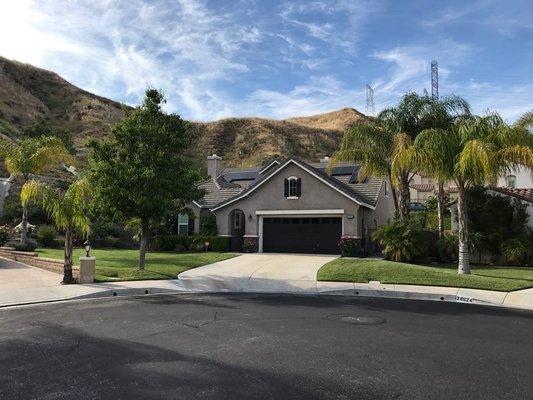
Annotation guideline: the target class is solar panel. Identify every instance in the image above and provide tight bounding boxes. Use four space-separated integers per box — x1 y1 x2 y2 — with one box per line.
224 171 259 181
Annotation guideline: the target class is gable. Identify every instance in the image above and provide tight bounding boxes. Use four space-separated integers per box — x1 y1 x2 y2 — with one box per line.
212 159 375 211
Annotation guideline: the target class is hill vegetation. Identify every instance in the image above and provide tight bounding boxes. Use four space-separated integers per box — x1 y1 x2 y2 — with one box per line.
0 56 367 168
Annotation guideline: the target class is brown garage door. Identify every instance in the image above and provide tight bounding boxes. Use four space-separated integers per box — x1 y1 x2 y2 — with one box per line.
262 217 341 254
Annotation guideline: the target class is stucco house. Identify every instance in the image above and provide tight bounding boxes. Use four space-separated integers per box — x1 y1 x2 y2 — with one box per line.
186 154 395 254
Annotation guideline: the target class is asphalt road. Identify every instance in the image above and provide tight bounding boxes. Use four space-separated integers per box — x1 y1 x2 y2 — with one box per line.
0 294 532 400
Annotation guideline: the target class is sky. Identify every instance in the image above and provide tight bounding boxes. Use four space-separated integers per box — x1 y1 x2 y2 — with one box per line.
0 0 532 122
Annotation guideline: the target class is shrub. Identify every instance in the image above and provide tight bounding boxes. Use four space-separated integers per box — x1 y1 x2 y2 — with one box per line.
242 237 258 253
36 225 58 247
200 213 217 236
153 235 230 252
338 236 365 257
502 238 530 266
372 219 427 263
0 226 10 246
7 239 38 252
437 233 459 262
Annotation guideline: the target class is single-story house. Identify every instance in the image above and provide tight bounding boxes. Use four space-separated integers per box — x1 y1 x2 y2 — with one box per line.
186 154 395 254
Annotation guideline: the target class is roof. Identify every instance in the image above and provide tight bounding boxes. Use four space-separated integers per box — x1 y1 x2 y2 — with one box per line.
492 187 533 203
194 158 385 210
409 183 435 192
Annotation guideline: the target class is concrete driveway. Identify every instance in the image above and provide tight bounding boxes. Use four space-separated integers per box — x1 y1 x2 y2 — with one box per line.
178 253 338 293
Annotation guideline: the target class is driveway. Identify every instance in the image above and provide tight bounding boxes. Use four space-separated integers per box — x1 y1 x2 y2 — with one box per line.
178 253 338 292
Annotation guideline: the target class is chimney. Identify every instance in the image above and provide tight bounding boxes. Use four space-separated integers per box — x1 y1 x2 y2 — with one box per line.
207 154 223 178
320 155 330 163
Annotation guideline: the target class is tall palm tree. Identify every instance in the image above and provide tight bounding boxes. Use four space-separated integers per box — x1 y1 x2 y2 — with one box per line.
332 93 470 222
20 179 90 284
393 113 533 274
0 136 72 243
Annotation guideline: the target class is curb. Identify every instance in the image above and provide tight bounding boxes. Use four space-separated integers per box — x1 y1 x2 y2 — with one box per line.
1 280 532 311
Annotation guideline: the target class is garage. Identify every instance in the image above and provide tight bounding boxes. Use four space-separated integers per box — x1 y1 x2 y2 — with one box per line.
262 217 342 254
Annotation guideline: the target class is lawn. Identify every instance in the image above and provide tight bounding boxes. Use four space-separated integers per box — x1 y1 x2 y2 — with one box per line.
36 248 237 282
317 258 533 292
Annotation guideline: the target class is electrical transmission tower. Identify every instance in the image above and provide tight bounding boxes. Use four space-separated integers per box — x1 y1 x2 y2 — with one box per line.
365 84 375 115
423 88 429 97
431 60 439 100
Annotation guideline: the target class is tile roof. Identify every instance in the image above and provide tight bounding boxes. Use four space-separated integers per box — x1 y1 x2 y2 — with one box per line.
493 187 533 203
194 158 385 210
409 183 435 192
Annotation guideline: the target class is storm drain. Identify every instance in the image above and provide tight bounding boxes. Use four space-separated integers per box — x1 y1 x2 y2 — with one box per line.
326 314 386 325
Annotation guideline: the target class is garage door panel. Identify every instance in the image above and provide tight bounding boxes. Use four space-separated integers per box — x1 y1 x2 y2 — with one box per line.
262 217 341 254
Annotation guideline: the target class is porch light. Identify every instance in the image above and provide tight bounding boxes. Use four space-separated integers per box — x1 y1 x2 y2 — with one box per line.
84 240 92 257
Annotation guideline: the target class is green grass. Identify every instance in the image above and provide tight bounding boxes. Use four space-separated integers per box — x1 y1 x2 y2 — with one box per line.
36 248 237 282
317 258 533 292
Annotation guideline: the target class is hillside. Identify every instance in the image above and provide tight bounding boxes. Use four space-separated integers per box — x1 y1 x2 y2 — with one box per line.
0 56 367 168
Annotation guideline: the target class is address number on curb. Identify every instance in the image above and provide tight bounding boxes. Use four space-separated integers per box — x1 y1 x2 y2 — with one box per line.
455 296 474 303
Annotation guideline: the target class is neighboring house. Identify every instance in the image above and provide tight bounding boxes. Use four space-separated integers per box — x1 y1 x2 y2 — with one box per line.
450 188 533 232
187 155 395 254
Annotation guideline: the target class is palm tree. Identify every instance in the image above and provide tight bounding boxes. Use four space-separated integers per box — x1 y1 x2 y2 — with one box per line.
330 119 410 219
0 136 72 243
20 179 90 284
393 113 533 274
332 93 470 222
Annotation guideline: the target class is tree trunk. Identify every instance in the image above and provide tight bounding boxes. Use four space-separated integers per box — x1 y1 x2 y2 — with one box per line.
397 173 411 222
436 181 445 238
387 171 399 213
20 203 28 244
63 226 74 284
457 186 470 274
139 218 150 270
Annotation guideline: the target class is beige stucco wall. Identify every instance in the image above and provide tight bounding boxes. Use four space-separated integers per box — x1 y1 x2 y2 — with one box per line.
213 162 394 244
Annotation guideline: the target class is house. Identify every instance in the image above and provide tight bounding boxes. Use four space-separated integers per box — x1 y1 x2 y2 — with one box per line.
187 154 395 254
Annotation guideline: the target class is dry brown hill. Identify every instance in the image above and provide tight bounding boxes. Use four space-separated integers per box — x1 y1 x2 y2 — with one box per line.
0 56 367 168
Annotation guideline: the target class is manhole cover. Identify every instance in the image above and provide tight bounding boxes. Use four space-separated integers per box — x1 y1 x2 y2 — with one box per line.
339 316 386 325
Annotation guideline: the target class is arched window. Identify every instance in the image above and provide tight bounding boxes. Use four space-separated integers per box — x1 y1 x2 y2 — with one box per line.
506 175 516 188
284 176 301 199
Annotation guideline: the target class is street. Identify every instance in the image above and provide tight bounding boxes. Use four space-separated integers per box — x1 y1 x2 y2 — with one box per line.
0 294 532 399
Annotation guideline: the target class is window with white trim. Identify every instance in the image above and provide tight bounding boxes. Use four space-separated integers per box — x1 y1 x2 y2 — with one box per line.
284 176 301 198
178 213 189 236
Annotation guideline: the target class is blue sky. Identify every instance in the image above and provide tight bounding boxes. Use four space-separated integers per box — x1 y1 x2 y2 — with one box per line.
1 0 532 121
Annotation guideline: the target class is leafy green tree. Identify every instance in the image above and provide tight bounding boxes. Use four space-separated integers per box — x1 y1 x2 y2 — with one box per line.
0 136 72 243
88 89 201 269
22 118 76 154
393 113 533 274
200 212 218 236
21 179 90 284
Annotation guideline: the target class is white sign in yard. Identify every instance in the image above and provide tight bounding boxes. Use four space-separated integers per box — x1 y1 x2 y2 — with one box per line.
455 296 474 303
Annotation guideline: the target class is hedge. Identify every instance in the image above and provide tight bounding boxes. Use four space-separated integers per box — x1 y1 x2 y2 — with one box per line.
154 235 230 252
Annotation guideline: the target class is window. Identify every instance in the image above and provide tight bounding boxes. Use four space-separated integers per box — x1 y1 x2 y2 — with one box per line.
284 176 301 198
178 214 189 236
234 211 243 229
506 175 516 188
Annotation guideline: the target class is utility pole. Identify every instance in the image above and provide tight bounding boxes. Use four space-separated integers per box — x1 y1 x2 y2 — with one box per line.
365 84 375 115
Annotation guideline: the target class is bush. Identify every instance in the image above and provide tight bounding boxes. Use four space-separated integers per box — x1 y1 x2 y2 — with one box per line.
372 219 428 263
242 238 258 253
502 238 530 266
0 226 10 246
36 225 58 247
437 233 459 262
338 236 365 257
153 235 230 252
7 239 38 252
200 213 217 236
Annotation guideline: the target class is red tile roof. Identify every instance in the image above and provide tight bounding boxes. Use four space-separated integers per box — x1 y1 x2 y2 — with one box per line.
409 183 434 192
493 187 533 203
